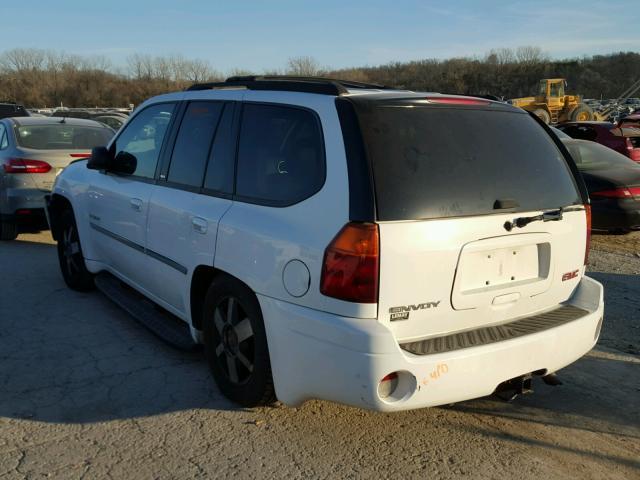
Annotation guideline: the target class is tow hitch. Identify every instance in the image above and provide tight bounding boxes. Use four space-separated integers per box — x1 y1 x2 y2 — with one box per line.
494 374 534 402
494 370 562 402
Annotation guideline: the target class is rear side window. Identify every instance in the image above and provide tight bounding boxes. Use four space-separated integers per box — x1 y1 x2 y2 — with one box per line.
167 102 224 187
355 102 581 221
236 104 325 206
0 124 7 149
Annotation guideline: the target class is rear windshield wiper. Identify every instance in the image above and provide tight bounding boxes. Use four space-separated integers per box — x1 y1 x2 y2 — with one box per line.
504 208 563 231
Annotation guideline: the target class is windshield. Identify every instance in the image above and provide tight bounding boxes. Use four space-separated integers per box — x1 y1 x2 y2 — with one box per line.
565 140 640 171
15 124 113 150
354 102 581 221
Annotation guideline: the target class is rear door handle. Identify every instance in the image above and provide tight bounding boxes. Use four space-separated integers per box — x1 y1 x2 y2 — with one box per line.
130 198 143 212
192 216 208 234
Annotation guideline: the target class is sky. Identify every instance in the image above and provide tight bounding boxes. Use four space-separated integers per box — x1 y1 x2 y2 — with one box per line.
1 0 638 73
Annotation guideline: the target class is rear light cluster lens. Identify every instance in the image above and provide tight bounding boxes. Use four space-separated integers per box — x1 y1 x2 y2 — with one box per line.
320 222 380 303
2 158 52 174
426 96 489 105
591 187 640 198
584 204 592 265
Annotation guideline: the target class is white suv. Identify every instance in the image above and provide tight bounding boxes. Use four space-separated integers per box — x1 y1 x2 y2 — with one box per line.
46 76 604 411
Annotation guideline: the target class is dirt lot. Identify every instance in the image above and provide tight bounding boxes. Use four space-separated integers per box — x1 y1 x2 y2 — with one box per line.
0 232 638 479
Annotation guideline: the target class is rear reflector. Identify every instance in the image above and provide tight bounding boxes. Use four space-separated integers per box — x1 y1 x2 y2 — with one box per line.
69 153 91 158
427 96 489 105
591 187 640 198
2 158 52 174
16 209 31 215
320 222 379 303
585 204 592 265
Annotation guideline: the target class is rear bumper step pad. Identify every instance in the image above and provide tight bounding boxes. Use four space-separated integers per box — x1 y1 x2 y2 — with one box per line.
401 304 588 355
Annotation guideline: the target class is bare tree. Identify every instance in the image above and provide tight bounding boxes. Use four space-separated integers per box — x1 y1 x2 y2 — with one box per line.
286 56 323 76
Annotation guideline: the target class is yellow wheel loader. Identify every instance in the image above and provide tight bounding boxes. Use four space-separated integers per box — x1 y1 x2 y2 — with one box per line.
510 78 594 124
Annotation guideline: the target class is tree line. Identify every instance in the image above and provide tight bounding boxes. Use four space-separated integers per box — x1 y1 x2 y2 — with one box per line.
0 47 638 108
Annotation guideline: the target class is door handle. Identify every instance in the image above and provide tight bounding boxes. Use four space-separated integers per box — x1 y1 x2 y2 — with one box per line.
130 198 143 212
192 216 208 234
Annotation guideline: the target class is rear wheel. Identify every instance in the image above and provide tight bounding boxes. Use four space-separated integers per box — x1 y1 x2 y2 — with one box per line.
569 104 594 122
203 275 275 407
57 210 94 291
533 108 551 124
0 219 18 241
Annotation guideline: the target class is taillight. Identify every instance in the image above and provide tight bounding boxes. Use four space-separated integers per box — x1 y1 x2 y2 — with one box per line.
2 158 52 174
591 187 640 198
69 153 91 158
626 138 634 151
320 222 379 303
585 204 592 265
426 96 489 105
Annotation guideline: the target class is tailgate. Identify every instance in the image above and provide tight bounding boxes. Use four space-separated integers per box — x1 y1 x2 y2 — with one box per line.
377 209 587 343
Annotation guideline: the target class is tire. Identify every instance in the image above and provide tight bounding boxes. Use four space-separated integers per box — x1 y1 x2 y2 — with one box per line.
533 108 551 124
0 219 18 241
57 209 94 291
569 104 594 122
203 275 275 407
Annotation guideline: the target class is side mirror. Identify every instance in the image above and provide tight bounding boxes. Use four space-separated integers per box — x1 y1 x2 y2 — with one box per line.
87 146 113 170
111 152 137 175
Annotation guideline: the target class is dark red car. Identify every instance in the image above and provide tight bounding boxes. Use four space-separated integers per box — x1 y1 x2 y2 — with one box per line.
619 113 640 130
557 121 640 162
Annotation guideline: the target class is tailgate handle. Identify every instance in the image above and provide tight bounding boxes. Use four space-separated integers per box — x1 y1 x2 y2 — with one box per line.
492 292 521 306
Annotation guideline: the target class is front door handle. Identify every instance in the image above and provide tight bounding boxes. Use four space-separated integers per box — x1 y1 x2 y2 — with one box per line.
192 216 208 234
130 198 143 212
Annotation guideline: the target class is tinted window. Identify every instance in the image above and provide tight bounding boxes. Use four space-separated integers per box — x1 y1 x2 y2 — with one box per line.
236 104 324 205
558 125 598 141
15 124 112 150
565 141 639 171
113 103 174 179
355 102 581 221
204 103 236 193
0 124 7 149
168 102 224 187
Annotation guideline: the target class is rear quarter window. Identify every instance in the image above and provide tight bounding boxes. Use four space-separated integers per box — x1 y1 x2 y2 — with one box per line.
354 102 582 221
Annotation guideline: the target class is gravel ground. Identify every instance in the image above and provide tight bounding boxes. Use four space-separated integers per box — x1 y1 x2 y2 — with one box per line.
0 232 638 479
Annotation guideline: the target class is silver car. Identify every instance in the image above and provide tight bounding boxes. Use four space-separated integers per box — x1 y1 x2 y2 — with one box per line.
0 116 114 240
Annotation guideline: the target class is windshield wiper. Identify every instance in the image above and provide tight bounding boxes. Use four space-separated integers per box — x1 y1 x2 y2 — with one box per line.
504 208 563 231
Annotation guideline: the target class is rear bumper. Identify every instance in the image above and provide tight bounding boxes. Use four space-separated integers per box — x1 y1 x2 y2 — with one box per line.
260 275 604 411
0 186 49 215
591 198 640 231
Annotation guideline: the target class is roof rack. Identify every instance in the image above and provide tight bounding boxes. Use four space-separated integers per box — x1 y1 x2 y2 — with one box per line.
186 75 392 96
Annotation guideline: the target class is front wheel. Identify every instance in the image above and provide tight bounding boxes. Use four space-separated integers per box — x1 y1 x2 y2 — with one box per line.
57 210 94 291
533 108 551 124
203 275 275 407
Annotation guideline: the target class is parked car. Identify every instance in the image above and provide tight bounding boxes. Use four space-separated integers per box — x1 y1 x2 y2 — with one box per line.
0 102 29 119
557 121 640 162
93 115 125 131
618 113 640 130
0 117 114 240
46 77 604 411
562 138 640 233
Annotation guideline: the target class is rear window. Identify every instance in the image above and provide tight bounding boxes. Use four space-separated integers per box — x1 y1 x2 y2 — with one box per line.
355 102 581 221
15 124 113 150
565 141 639 171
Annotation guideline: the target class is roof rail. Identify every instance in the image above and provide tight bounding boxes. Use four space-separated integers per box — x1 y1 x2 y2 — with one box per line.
186 75 392 96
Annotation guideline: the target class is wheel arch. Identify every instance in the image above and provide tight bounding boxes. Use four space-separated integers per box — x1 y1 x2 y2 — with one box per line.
189 265 259 332
48 193 73 241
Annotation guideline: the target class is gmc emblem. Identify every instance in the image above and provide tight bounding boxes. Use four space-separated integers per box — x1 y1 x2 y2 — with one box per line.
562 270 579 282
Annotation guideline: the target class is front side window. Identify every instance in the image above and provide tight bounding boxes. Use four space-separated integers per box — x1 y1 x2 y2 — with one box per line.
167 102 224 188
236 104 325 205
112 103 175 179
